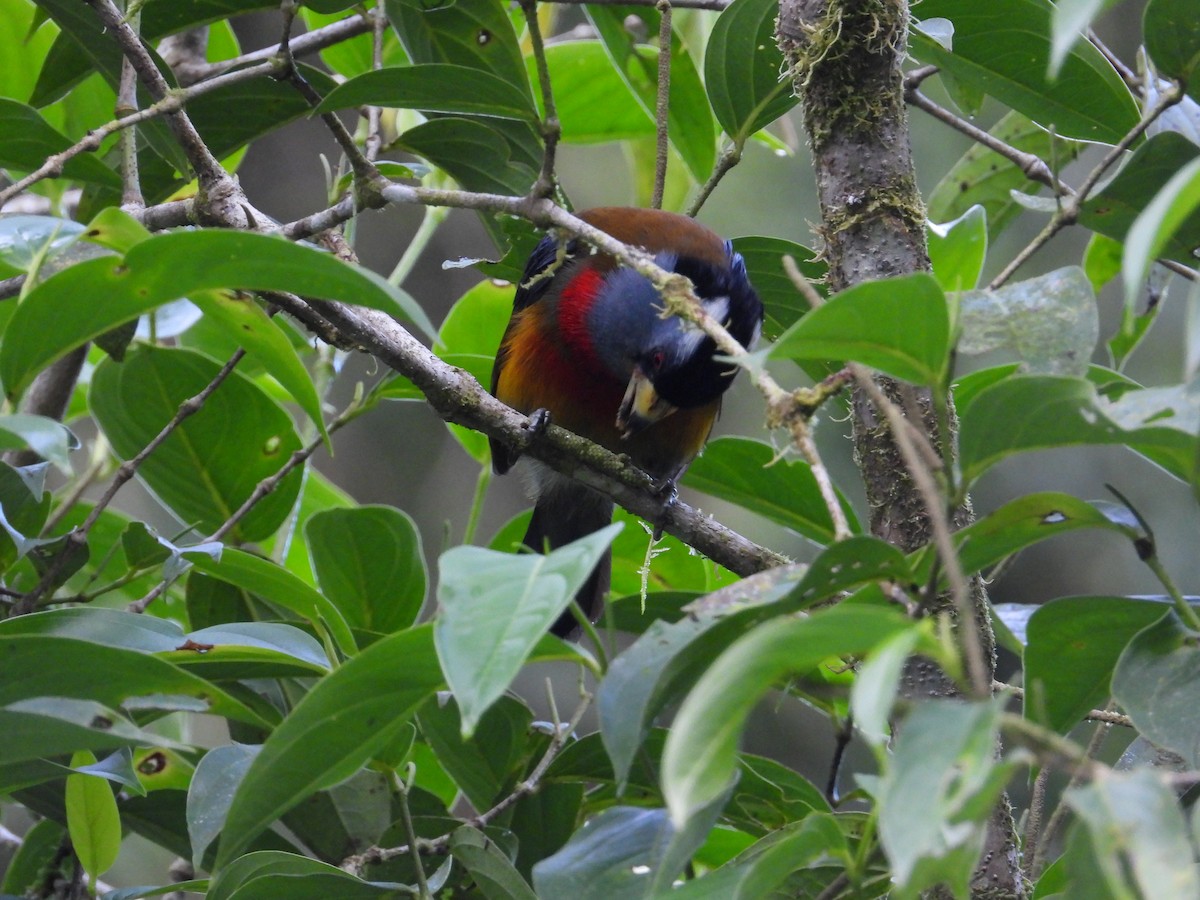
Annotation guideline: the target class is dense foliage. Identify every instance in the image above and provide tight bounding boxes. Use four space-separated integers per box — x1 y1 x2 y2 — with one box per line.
1 0 1199 898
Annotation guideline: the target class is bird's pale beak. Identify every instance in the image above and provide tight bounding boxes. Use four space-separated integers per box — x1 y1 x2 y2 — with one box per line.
616 366 677 438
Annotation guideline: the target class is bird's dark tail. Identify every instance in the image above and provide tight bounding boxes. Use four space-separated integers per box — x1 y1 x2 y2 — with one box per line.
523 485 614 637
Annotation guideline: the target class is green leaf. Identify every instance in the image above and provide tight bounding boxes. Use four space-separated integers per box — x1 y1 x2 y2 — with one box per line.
729 236 826 340
666 816 848 899
396 117 537 195
928 112 1081 238
1113 610 1200 766
1144 0 1200 89
0 99 118 186
598 607 770 789
89 346 303 544
927 205 987 293
912 0 1139 144
189 548 356 658
0 413 78 474
435 524 621 736
535 41 659 145
770 273 950 387
923 493 1142 585
1080 132 1200 267
662 605 918 826
851 628 923 749
66 750 121 894
1066 768 1200 900
705 0 797 142
682 436 860 545
531 800 728 900
577 11 717 180
957 266 1098 376
99 881 211 900
188 743 262 870
69 747 145 797
876 700 1010 897
384 0 531 91
0 697 184 765
318 64 536 121
209 850 411 900
1025 596 1168 734
190 291 329 444
306 506 426 634
1049 0 1120 78
785 536 913 609
449 826 538 900
1 818 65 896
958 375 1200 487
2 230 434 399
216 625 444 866
1083 231 1124 293
0 633 270 729
1122 155 1200 308
417 694 533 812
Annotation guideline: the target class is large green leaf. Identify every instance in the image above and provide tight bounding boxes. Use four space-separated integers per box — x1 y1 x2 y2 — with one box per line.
317 64 537 121
958 374 1200 487
1066 769 1200 900
216 626 444 866
306 506 427 634
1113 611 1200 767
189 548 356 659
580 9 717 180
1122 155 1200 307
662 606 919 825
435 525 621 736
770 273 950 386
89 347 303 544
2 230 434 399
876 700 1011 897
683 436 860 544
912 0 1139 144
0 698 185 767
0 99 117 186
0 634 270 732
1079 132 1200 266
396 117 537 196
705 0 797 142
384 0 530 91
729 236 826 340
29 0 277 106
65 750 121 893
1143 0 1200 93
1025 596 1168 734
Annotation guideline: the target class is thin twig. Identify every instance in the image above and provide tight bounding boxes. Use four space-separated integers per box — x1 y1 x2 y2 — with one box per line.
521 0 562 200
544 0 729 9
1023 768 1048 883
686 141 742 217
116 5 145 211
992 682 1132 728
651 1 673 209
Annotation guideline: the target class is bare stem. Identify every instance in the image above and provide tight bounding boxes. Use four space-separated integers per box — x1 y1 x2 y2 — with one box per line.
522 0 562 200
651 1 673 209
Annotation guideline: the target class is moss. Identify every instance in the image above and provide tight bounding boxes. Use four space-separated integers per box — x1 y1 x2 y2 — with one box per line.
780 0 909 149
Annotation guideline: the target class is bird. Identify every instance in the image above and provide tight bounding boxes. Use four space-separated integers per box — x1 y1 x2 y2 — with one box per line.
489 207 763 637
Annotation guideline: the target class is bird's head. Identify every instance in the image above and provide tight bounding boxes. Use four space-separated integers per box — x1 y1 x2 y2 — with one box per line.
573 246 762 439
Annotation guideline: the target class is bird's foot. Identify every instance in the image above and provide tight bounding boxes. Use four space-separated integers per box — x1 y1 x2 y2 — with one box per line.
650 477 678 540
522 408 551 444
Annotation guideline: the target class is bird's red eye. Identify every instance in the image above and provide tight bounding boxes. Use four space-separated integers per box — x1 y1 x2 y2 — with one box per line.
650 350 665 371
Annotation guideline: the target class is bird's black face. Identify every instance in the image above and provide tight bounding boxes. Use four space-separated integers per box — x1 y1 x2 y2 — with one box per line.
586 247 762 435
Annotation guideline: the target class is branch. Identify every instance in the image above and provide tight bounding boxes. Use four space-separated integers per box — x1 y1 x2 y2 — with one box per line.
989 79 1185 290
521 0 563 200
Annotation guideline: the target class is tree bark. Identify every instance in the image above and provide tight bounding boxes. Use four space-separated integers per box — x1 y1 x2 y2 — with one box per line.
776 1 1023 897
